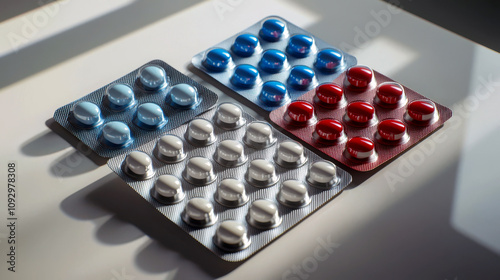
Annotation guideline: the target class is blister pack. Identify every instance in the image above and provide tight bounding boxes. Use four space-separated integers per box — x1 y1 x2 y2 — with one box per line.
191 16 356 112
53 60 218 159
269 65 452 172
107 103 352 261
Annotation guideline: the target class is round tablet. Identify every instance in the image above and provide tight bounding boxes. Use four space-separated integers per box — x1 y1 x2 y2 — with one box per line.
71 101 102 126
314 49 344 73
345 137 376 160
215 179 248 207
406 99 437 122
232 34 260 57
259 18 286 42
258 49 288 73
168 83 198 108
346 66 373 88
230 64 260 88
153 175 184 203
288 65 316 90
376 82 405 106
245 159 279 187
214 220 250 251
243 121 276 149
215 103 245 129
123 151 154 179
247 199 281 229
203 48 232 72
285 101 316 125
259 81 289 106
345 101 376 127
102 121 132 146
278 180 310 208
183 157 216 185
286 34 314 58
306 161 338 188
314 119 345 142
135 103 166 128
377 119 407 141
106 84 135 109
186 119 216 146
183 197 217 227
138 65 167 90
156 134 185 162
315 83 344 108
274 140 306 168
214 140 247 167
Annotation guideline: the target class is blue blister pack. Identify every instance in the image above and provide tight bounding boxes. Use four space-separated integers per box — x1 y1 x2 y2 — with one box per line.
192 16 357 112
53 60 218 159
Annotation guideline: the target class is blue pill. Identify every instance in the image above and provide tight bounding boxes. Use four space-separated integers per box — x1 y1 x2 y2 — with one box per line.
102 121 131 146
314 49 344 73
139 66 167 90
106 84 135 109
230 65 260 88
259 19 286 42
136 103 165 127
287 65 316 90
259 81 289 105
169 84 198 107
286 35 314 58
203 48 232 72
258 49 287 73
72 101 102 126
232 34 260 57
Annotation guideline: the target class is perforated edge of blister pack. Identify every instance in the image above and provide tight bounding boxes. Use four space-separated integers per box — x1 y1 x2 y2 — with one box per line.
191 15 357 112
53 60 218 159
107 107 352 262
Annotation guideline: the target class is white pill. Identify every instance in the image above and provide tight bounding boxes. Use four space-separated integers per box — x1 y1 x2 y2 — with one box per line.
243 121 276 148
124 151 153 177
186 119 216 145
247 200 281 228
278 180 310 207
245 159 278 187
217 103 243 126
214 140 247 167
183 157 216 185
306 161 338 188
216 179 248 207
183 197 217 227
275 140 306 167
216 220 249 246
154 175 184 202
157 135 185 162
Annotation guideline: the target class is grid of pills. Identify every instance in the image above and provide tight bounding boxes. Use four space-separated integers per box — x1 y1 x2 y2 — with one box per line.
107 103 352 261
191 16 356 112
53 60 218 159
269 65 452 172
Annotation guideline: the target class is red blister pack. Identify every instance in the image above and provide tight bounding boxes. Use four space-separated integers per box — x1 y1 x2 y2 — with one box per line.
269 65 452 172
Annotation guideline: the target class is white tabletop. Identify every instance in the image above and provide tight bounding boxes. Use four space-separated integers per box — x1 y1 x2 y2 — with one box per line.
1 0 499 279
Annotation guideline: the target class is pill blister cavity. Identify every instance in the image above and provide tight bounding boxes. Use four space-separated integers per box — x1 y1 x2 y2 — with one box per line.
314 49 344 73
258 49 289 73
287 65 316 90
215 178 248 207
274 140 307 168
138 65 168 91
69 101 103 128
278 180 311 208
105 84 135 111
122 151 155 180
376 119 409 145
247 199 281 229
313 119 346 144
314 83 346 109
245 159 279 188
231 34 261 57
134 103 167 130
404 99 439 126
182 157 217 185
374 82 407 108
214 140 247 167
214 103 246 130
155 134 186 163
243 121 277 149
203 48 233 72
306 161 339 188
284 100 317 127
213 220 251 251
259 18 287 42
167 83 199 109
182 197 217 227
185 119 216 146
344 137 377 162
151 175 185 204
345 65 374 90
344 101 377 127
231 64 261 88
259 81 290 106
286 34 316 58
102 121 132 147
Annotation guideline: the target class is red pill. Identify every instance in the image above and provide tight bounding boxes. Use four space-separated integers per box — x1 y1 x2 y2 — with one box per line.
407 100 436 121
316 83 343 105
287 101 315 123
346 137 375 160
378 119 406 141
315 119 344 141
347 101 375 123
346 66 373 88
377 82 404 105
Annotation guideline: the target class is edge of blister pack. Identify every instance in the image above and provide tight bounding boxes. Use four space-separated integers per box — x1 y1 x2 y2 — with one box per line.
269 69 453 172
53 60 218 159
107 106 352 262
191 15 357 112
